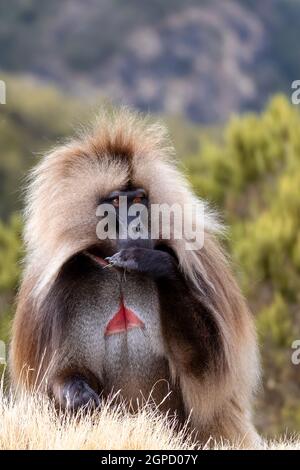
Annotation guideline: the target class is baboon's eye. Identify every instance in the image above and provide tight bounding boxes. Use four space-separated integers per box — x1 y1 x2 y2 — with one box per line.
112 197 119 208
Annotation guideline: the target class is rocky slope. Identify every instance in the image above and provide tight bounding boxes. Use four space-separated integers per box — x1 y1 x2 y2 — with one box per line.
0 0 298 122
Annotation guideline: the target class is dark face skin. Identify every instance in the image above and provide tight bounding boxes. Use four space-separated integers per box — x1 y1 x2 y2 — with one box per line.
102 187 153 252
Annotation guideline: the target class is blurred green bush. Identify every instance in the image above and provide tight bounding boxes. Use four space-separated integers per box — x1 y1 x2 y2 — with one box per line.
0 78 299 436
186 95 300 435
0 214 22 343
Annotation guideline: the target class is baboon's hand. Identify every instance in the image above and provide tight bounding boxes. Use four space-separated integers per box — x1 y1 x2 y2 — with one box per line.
106 247 178 280
61 376 100 411
106 249 140 271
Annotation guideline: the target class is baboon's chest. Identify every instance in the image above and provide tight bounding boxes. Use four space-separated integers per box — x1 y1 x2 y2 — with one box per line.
102 273 168 398
73 269 170 401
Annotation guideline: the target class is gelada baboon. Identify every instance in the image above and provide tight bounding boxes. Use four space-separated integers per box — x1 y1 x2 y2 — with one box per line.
10 109 260 447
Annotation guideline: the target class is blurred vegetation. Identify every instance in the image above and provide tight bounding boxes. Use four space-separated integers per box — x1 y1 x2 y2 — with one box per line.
0 0 299 85
0 1 300 123
0 214 22 344
0 77 300 436
185 95 300 435
0 75 90 219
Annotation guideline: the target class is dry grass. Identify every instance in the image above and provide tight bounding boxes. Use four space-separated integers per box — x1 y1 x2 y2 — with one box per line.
0 386 299 450
0 386 197 450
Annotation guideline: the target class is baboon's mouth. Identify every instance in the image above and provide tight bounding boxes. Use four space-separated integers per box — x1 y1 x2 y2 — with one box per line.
105 299 145 336
83 244 113 267
84 251 108 267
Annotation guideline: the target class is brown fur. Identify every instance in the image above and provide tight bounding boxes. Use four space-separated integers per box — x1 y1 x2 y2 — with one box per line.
10 108 260 447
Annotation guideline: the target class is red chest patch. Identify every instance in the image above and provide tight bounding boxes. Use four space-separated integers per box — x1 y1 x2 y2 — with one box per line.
105 300 145 336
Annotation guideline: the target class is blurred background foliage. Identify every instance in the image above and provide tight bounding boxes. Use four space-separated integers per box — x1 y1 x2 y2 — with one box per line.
1 0 300 439
1 0 300 122
185 95 300 434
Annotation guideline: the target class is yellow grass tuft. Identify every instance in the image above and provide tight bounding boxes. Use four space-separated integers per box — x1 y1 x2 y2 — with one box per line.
0 385 299 450
0 386 196 450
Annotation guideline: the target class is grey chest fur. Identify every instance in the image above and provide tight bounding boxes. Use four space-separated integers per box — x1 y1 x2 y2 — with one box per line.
68 268 174 405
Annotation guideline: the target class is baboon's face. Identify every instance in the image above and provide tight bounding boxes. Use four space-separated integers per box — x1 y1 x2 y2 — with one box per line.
86 186 153 261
